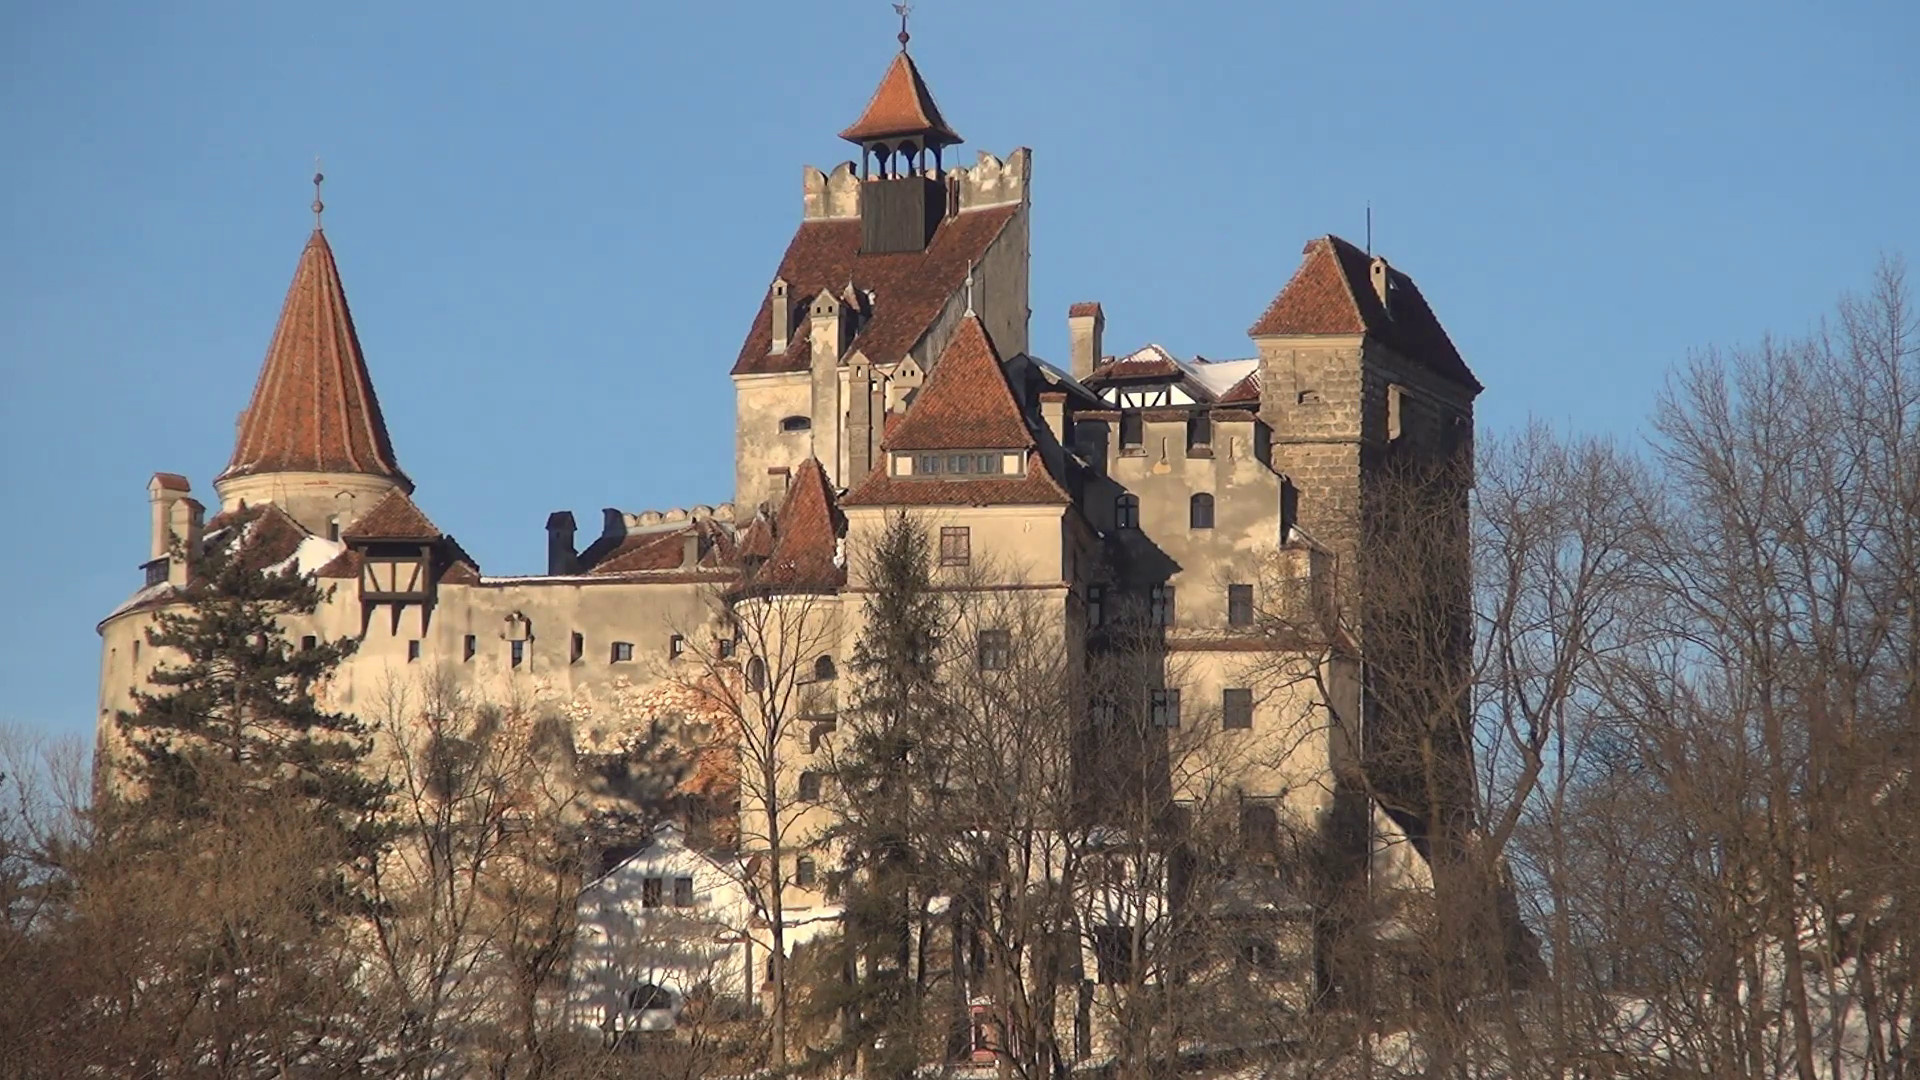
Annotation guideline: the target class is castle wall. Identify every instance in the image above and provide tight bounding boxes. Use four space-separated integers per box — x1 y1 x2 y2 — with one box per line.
732 372 814 515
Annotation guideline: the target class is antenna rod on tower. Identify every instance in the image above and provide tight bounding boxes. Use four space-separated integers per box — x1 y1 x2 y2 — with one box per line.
1365 203 1372 255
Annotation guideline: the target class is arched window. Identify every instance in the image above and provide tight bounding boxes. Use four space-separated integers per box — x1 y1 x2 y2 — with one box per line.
813 655 836 681
1190 493 1215 529
628 983 672 1012
746 657 766 693
1115 494 1140 530
780 415 811 433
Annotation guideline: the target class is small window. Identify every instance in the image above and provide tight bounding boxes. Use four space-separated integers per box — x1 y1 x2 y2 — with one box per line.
1190 493 1214 530
327 517 341 542
300 635 318 652
611 641 634 663
510 640 525 668
1115 494 1139 530
1228 584 1254 627
940 526 971 567
463 634 477 661
1093 925 1135 984
795 855 817 887
131 640 140 663
669 634 685 660
976 454 997 474
673 876 695 907
798 771 822 802
629 983 672 1011
570 632 583 664
1119 412 1143 449
1241 803 1279 857
947 454 970 474
1280 479 1298 536
1149 584 1175 627
1091 698 1117 728
407 639 422 663
747 656 766 692
977 629 1011 671
1223 688 1254 730
813 655 836 681
917 454 942 475
642 876 663 908
781 415 812 432
1149 687 1181 728
1086 584 1105 628
718 637 736 659
1187 414 1212 450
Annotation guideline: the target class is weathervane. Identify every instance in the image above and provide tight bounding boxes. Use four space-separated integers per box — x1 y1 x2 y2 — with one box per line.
312 157 326 229
894 2 911 48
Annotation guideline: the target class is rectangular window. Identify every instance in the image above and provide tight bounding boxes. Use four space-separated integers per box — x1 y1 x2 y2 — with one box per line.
940 526 971 567
798 771 822 802
1091 698 1117 728
795 855 817 887
1086 585 1104 628
1223 688 1254 730
406 639 421 662
977 629 1011 671
1149 584 1175 627
463 634 476 662
976 454 997 474
1187 414 1212 450
570 632 583 664
641 876 663 908
611 641 634 663
917 454 942 475
673 876 695 908
1228 584 1254 627
947 454 970 474
1115 495 1139 530
1149 687 1181 728
1119 412 1143 449
669 633 685 659
510 640 525 668
1093 925 1135 985
300 635 318 652
718 637 736 659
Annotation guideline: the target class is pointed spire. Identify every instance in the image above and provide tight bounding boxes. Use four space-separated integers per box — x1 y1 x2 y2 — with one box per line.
218 223 408 488
882 316 1030 451
839 48 962 148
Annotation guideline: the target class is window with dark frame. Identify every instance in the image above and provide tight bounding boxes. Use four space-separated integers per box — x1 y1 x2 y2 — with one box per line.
1092 925 1135 984
673 876 694 907
798 771 822 802
570 632 583 664
814 655 836 681
1228 583 1254 627
641 876 663 908
510 640 525 668
463 634 476 661
1091 698 1117 728
1187 413 1212 450
747 657 766 691
1086 584 1105 628
1223 688 1254 730
917 454 942 475
795 855 817 887
781 415 812 432
611 641 634 663
1115 494 1139 530
940 526 971 566
1119 412 1143 449
300 635 317 652
1149 687 1181 728
407 639 422 663
977 629 1011 671
718 637 736 659
669 633 685 659
1190 493 1215 529
1149 584 1175 627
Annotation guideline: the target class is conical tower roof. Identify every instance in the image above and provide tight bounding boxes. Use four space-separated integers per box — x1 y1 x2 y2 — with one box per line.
219 228 409 487
839 49 962 148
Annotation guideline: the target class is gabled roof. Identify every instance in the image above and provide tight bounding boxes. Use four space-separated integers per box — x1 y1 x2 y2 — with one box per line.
1248 235 1480 392
841 450 1072 508
1086 344 1182 382
341 490 441 543
731 205 1019 377
839 50 962 147
882 316 1031 451
751 458 846 591
219 229 411 485
589 519 736 575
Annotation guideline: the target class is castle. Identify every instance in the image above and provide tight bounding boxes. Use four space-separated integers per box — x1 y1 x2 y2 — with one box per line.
97 35 1482 1042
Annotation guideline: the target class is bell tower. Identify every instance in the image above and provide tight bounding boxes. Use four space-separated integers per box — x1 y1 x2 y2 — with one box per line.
839 20 962 254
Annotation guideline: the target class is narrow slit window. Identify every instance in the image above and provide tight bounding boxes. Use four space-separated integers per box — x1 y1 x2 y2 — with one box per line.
407 639 422 663
463 634 476 662
570 632 583 664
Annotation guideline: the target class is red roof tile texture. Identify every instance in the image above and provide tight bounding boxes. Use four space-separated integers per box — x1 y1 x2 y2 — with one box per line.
842 451 1071 508
1067 302 1104 318
1247 235 1480 392
882 316 1032 451
341 490 441 542
731 205 1019 377
220 229 410 484
590 520 736 575
1085 345 1181 383
151 472 191 492
751 458 847 590
838 50 962 146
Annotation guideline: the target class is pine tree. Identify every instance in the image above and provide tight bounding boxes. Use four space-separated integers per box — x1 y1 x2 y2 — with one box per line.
113 506 388 875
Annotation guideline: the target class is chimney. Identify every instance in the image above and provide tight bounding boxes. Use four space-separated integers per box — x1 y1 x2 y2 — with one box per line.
147 473 190 562
681 529 703 569
166 497 204 587
1369 256 1392 315
809 291 845 479
545 511 578 575
1067 303 1104 381
770 278 791 354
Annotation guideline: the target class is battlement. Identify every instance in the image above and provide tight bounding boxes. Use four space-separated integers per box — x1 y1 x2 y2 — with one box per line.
801 148 1032 222
609 503 736 538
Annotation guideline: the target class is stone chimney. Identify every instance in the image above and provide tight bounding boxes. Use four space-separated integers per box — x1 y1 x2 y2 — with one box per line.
545 511 578 575
809 290 846 480
1067 302 1104 381
1370 256 1391 315
148 473 190 562
681 530 702 569
166 496 204 588
770 278 791 354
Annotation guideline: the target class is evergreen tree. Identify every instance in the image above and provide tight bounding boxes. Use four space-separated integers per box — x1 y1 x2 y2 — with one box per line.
113 506 388 876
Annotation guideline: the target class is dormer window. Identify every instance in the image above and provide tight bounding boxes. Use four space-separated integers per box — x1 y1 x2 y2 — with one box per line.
908 451 1006 478
781 416 812 433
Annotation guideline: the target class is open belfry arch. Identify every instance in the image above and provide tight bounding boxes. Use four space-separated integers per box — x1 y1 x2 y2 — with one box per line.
98 18 1501 1060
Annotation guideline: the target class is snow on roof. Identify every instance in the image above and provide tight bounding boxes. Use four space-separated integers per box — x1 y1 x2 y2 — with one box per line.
1182 356 1258 399
264 535 347 578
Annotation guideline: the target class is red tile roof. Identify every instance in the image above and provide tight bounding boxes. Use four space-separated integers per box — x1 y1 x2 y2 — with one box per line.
1219 370 1262 404
882 316 1031 451
341 490 441 542
590 520 736 575
752 458 846 590
1068 302 1104 318
1248 235 1480 392
839 50 962 147
842 451 1071 508
219 229 410 485
151 472 190 492
204 504 309 572
1085 345 1181 383
731 205 1020 377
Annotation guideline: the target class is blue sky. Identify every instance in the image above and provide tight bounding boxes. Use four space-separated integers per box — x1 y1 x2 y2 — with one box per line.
3 0 1915 742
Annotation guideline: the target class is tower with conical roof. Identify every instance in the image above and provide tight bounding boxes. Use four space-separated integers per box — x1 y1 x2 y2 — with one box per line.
213 184 410 537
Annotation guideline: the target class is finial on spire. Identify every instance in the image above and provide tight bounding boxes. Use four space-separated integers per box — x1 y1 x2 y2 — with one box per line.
964 260 976 317
311 157 325 229
894 1 911 48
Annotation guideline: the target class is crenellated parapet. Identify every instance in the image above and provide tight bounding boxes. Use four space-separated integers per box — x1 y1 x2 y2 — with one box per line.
803 162 861 221
950 148 1030 211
